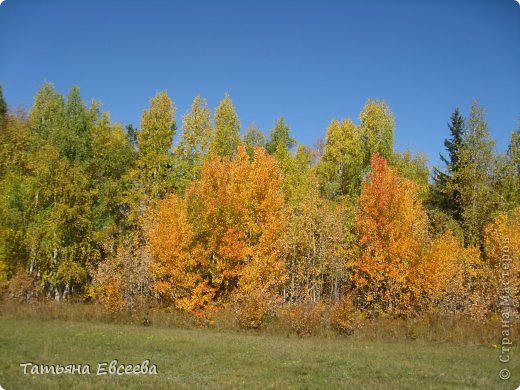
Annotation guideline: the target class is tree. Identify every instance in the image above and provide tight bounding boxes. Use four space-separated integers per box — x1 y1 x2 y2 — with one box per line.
175 95 212 193
28 82 66 142
22 85 99 299
484 207 520 315
359 99 395 165
265 117 295 155
243 124 266 159
431 108 465 220
135 91 176 202
0 111 31 281
498 127 520 207
89 113 136 240
91 232 154 313
125 124 138 147
209 94 240 158
393 150 429 199
149 146 287 326
455 101 498 247
285 177 346 303
317 119 364 199
410 231 479 312
350 154 428 314
2 84 136 300
0 84 7 129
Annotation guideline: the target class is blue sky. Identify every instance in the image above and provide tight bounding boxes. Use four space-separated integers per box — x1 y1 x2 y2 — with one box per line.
1 0 519 168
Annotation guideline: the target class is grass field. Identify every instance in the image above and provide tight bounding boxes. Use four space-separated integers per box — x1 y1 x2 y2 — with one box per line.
0 318 518 389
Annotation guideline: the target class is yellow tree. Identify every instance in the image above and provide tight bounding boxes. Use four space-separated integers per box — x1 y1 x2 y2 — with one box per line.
410 231 481 312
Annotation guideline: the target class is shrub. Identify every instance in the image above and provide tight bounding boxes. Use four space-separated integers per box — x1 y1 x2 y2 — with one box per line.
330 298 365 335
277 302 326 337
7 266 41 303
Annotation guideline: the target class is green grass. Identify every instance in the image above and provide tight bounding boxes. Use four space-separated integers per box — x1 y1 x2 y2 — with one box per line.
0 318 518 389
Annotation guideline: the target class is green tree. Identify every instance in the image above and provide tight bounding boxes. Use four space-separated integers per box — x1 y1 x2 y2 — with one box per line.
243 124 266 159
0 84 7 128
265 117 295 155
431 108 465 220
125 124 138 147
394 150 429 199
209 94 241 158
135 91 176 201
3 84 136 300
0 108 32 279
174 95 212 193
359 99 395 165
89 113 136 239
28 82 66 142
497 126 520 207
317 119 364 199
455 101 498 247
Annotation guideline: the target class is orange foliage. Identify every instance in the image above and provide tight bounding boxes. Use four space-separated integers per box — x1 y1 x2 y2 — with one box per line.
149 146 287 323
483 206 520 316
351 154 428 313
350 154 482 315
410 232 481 312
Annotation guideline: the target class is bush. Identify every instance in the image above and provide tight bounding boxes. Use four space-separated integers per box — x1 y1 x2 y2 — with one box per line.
233 293 271 329
277 302 326 337
7 266 41 303
90 235 155 313
330 297 365 335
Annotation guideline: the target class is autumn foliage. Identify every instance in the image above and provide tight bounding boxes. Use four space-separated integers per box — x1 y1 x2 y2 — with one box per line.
351 154 480 315
149 146 286 326
351 154 427 313
1 84 518 331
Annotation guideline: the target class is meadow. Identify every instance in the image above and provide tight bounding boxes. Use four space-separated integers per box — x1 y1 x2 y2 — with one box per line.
0 306 518 389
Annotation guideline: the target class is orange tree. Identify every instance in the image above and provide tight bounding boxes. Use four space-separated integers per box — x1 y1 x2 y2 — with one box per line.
350 154 476 315
148 146 287 326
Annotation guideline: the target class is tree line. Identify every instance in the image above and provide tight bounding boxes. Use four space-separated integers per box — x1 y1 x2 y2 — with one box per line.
0 83 518 327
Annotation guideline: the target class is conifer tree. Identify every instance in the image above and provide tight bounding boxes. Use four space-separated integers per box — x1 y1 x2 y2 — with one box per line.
432 108 465 220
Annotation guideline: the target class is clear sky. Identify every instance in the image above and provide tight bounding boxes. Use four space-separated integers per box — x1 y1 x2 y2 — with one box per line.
1 0 519 168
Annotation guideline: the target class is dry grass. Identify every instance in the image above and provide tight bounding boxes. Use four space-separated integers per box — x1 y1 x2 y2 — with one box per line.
0 301 511 346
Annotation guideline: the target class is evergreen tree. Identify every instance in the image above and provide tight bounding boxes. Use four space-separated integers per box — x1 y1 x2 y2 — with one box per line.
0 84 7 128
431 108 465 220
125 124 138 147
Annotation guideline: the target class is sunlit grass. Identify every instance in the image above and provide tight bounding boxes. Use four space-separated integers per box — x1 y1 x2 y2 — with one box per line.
0 317 517 389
